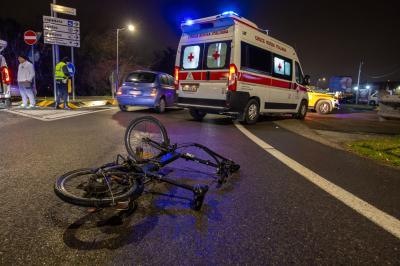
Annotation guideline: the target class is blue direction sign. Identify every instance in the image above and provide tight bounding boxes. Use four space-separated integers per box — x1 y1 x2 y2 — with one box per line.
67 62 75 76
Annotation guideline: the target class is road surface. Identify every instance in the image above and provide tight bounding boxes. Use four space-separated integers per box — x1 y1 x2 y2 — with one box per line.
0 107 399 265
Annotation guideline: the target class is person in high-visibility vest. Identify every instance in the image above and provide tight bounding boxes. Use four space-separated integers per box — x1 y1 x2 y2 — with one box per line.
55 57 71 110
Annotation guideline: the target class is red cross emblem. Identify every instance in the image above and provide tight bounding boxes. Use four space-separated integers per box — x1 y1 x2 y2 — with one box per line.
278 63 282 71
188 53 194 62
212 50 220 60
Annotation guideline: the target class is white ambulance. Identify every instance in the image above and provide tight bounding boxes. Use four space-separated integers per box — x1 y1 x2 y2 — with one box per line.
175 12 309 124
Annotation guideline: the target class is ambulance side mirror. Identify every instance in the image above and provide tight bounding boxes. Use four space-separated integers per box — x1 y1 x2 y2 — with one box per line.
303 75 311 86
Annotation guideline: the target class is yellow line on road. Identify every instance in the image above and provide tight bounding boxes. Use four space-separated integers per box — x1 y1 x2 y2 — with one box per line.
235 122 400 239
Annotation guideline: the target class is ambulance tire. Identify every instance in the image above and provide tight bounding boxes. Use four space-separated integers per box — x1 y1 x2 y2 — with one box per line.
242 99 260 125
315 100 331 115
294 100 308 119
189 109 207 121
119 104 128 112
5 99 11 107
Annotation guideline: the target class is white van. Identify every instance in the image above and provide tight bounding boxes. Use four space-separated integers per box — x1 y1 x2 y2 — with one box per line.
174 12 309 124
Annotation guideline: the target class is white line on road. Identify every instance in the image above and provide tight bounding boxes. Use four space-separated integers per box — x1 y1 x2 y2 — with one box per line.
5 108 114 121
235 123 400 239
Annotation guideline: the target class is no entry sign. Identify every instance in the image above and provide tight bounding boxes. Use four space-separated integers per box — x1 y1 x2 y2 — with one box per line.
24 30 37 45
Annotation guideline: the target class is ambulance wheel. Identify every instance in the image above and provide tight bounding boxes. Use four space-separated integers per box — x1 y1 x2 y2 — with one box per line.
119 104 128 112
315 100 331 115
242 99 260 125
5 99 11 107
189 109 207 121
294 100 308 119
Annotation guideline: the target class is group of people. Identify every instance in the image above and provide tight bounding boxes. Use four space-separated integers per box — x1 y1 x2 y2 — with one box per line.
17 55 72 110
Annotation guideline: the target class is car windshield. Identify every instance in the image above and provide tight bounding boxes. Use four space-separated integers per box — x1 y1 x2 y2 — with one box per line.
125 72 156 83
309 87 328 93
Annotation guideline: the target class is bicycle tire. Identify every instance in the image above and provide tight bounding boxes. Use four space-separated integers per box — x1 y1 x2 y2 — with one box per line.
124 116 170 162
54 169 143 208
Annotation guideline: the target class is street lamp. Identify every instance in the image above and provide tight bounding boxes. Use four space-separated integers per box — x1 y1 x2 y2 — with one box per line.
115 24 135 98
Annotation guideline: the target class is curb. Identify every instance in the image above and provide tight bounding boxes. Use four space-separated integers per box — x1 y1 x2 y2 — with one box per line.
35 99 117 109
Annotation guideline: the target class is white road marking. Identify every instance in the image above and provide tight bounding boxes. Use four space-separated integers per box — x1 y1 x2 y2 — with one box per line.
235 123 400 239
5 108 114 121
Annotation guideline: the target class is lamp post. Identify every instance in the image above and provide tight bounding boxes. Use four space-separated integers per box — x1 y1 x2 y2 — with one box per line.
115 24 135 98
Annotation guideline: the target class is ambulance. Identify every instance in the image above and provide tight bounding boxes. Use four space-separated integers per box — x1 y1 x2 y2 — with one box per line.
175 12 309 124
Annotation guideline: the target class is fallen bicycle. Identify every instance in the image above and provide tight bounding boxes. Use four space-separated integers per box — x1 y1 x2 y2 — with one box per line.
54 116 240 211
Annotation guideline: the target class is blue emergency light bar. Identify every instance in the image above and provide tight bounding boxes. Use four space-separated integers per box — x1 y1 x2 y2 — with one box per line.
221 11 239 16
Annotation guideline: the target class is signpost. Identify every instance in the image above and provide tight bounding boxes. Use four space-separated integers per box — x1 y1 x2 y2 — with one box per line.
43 16 80 47
43 2 79 101
51 4 76 16
24 30 38 92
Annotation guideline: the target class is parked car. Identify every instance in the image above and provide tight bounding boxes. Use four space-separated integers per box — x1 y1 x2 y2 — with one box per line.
307 86 339 114
116 71 176 113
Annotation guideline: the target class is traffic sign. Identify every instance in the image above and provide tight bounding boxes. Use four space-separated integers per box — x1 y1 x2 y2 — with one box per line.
43 16 80 48
24 30 37 46
44 37 80 48
43 16 80 28
67 62 75 76
51 4 76 16
44 30 80 41
43 23 80 34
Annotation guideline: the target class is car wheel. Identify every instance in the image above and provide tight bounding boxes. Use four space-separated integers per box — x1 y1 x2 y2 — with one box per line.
156 98 166 113
241 99 260 125
119 104 128 112
189 109 207 121
293 100 308 119
316 100 331 114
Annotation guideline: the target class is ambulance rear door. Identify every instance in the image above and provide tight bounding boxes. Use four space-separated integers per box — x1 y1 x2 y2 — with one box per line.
177 19 235 108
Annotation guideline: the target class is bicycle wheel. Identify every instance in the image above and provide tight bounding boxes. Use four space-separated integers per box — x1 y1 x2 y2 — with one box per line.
54 169 143 208
125 116 170 162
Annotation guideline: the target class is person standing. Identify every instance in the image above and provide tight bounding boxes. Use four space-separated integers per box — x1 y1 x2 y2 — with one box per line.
17 55 35 108
55 57 71 110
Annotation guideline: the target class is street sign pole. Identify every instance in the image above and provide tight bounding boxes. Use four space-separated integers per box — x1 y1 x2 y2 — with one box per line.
71 47 75 100
51 0 58 102
31 45 36 92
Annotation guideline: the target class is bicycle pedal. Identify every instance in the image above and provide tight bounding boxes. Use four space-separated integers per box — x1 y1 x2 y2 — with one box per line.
194 184 209 196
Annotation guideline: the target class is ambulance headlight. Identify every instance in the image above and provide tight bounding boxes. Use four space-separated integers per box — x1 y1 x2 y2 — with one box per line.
185 19 194 26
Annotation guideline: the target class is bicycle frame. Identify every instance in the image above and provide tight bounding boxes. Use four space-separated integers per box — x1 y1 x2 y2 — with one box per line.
93 140 239 207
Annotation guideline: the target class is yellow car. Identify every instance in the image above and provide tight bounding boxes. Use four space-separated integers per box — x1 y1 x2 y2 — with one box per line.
307 86 339 114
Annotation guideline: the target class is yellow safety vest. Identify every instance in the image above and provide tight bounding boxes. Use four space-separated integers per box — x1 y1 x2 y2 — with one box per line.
55 62 67 80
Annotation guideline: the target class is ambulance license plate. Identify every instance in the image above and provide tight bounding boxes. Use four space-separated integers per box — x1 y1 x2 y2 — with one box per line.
182 84 198 92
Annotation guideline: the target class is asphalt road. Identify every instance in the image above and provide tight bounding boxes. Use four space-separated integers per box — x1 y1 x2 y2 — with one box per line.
0 107 399 265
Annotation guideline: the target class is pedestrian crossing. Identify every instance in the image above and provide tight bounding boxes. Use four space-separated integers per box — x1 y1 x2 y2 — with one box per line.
4 107 114 121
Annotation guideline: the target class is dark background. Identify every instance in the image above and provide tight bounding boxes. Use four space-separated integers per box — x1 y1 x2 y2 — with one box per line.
1 0 399 95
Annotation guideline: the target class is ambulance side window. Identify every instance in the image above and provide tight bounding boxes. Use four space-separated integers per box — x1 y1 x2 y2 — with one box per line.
272 54 292 81
295 62 304 84
241 42 271 75
182 45 202 70
205 42 230 69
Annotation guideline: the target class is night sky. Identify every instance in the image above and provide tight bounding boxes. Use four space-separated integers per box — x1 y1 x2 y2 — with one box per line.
1 0 399 83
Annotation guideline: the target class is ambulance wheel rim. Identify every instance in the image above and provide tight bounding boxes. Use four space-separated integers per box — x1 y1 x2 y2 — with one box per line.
301 104 307 116
248 104 258 120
